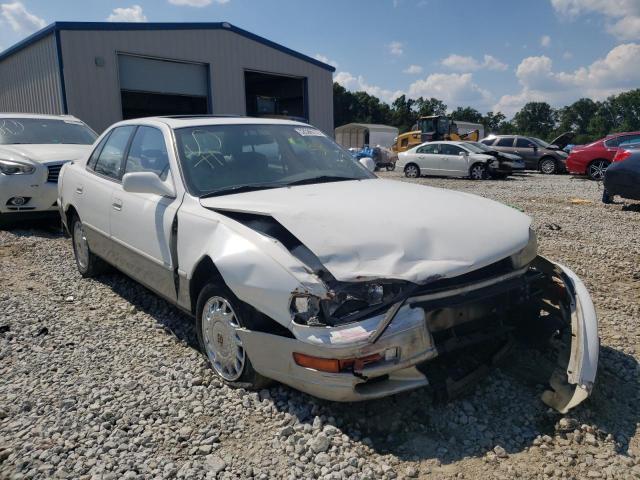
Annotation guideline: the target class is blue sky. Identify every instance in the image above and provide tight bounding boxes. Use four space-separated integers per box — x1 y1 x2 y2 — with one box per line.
1 0 639 117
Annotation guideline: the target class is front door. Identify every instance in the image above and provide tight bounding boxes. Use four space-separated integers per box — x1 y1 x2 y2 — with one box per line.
109 126 182 302
514 137 540 169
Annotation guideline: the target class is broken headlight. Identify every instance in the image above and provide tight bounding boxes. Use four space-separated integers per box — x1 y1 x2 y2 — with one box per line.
291 281 410 325
510 227 538 269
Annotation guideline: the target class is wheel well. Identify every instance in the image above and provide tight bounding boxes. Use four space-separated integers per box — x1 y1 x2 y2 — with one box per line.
189 256 225 315
588 158 610 166
65 205 78 234
188 255 293 337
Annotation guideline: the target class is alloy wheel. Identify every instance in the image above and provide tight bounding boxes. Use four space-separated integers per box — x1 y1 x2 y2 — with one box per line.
588 160 608 181
405 165 419 178
540 159 557 174
73 220 89 271
201 296 246 381
470 164 486 180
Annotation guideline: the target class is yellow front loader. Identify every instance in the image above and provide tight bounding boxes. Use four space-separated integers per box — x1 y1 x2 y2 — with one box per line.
392 115 480 152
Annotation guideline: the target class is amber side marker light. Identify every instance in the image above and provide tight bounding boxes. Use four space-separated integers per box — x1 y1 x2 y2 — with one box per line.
293 352 384 373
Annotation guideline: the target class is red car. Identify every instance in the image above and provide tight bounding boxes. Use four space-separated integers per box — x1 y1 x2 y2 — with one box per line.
566 131 640 180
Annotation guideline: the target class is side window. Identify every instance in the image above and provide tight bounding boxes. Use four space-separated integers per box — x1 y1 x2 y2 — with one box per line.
94 126 135 180
496 137 514 147
441 144 463 155
617 135 640 147
125 126 170 180
481 139 495 146
417 144 438 154
87 132 112 170
516 137 534 148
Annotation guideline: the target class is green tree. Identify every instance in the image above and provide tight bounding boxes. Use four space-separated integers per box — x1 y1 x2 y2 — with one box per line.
414 97 447 117
390 95 417 133
481 111 506 134
450 106 483 123
513 102 557 139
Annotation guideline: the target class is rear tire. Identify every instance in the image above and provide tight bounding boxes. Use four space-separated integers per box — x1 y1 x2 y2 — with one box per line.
404 163 420 178
70 214 107 278
587 159 609 181
196 283 271 390
469 163 487 180
539 157 557 175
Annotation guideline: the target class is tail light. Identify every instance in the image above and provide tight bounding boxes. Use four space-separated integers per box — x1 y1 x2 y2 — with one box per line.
613 149 631 163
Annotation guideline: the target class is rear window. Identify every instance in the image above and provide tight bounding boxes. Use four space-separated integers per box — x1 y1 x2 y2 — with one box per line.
0 118 97 145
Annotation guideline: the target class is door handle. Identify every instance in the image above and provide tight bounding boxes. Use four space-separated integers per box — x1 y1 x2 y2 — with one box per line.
112 199 122 211
75 186 83 194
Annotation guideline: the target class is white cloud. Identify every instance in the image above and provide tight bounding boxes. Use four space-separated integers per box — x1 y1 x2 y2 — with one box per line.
168 0 230 6
550 0 640 40
388 41 403 56
314 54 338 69
0 2 45 32
403 64 423 74
494 43 640 115
408 72 492 108
107 5 147 22
563 51 573 59
441 53 508 72
334 71 404 103
540 35 552 47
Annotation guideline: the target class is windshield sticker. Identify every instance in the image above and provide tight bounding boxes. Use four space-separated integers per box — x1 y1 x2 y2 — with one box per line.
295 127 325 137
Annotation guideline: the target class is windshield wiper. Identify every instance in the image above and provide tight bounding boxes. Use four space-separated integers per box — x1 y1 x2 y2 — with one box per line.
200 183 284 198
285 176 358 187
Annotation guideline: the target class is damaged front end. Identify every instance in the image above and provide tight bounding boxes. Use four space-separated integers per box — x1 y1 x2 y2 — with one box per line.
239 255 598 413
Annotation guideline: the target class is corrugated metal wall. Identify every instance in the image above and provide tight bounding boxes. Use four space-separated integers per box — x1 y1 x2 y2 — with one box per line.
0 34 63 114
59 29 334 134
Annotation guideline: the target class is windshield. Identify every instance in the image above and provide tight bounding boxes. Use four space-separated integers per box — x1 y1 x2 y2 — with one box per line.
530 137 551 148
0 118 97 145
465 141 491 152
462 142 487 153
174 124 375 196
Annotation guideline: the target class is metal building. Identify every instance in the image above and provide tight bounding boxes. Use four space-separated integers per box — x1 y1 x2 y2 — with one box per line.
0 22 335 133
334 123 399 149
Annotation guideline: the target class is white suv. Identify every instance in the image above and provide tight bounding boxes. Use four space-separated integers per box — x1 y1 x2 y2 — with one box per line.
58 116 598 412
0 114 96 223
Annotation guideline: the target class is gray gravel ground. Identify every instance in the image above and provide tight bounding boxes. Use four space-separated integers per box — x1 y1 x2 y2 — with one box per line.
0 172 639 480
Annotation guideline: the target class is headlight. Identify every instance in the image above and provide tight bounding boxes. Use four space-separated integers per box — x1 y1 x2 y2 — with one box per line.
291 282 410 325
0 159 35 175
511 227 538 269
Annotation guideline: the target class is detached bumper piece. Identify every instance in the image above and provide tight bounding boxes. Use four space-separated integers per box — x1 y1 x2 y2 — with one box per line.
239 256 598 411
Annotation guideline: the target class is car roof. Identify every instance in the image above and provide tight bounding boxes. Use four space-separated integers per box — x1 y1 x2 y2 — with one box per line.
0 113 84 122
113 115 312 129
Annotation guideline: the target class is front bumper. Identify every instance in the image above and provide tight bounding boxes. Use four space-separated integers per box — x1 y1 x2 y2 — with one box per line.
239 256 598 410
0 170 59 215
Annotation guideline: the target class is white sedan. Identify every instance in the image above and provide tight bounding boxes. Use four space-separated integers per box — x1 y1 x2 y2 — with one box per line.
0 114 97 224
58 116 598 412
397 141 496 180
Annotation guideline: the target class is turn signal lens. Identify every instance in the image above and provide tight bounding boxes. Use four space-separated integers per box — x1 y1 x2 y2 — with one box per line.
293 352 384 373
613 149 631 163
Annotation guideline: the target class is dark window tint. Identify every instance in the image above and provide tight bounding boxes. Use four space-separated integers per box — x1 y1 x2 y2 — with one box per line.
94 126 135 180
496 137 514 147
440 144 463 155
615 134 640 147
481 139 495 146
87 132 112 170
516 138 534 148
125 127 170 180
417 144 439 154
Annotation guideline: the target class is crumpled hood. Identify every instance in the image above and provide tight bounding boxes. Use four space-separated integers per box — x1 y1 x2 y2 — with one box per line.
0 144 91 165
200 179 532 283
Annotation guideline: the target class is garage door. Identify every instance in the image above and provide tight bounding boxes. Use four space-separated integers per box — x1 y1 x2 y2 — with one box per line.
118 54 210 119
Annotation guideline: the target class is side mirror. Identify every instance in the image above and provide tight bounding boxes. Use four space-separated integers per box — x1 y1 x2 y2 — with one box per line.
359 157 376 172
529 143 537 149
123 172 176 198
458 151 467 156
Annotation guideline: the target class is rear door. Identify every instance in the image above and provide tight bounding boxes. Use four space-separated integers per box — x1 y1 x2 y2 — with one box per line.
77 126 136 261
109 125 182 302
514 137 539 169
413 143 441 174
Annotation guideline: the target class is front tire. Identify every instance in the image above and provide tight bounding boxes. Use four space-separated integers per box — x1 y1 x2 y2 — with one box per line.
539 157 558 175
587 159 609 181
404 163 420 178
70 214 106 277
196 283 270 389
469 163 487 180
